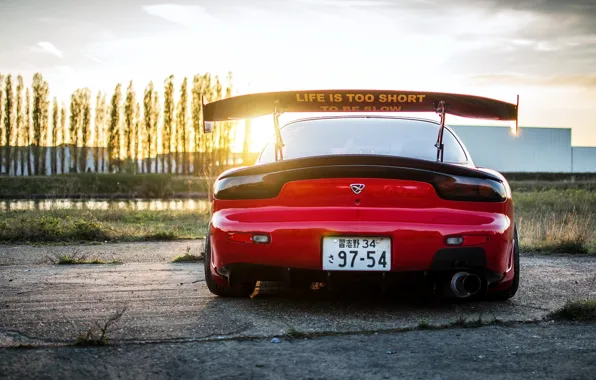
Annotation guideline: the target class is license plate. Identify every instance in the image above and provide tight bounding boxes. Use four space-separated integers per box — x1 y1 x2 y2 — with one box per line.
322 237 391 271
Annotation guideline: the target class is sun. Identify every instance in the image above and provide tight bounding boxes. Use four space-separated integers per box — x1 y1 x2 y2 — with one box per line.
248 115 277 153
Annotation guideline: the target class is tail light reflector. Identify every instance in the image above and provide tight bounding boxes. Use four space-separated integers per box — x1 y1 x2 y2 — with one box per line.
445 235 490 246
227 232 271 244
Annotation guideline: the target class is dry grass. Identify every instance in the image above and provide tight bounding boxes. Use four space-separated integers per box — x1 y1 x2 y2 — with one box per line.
75 307 127 346
45 248 122 265
0 207 209 243
513 189 596 254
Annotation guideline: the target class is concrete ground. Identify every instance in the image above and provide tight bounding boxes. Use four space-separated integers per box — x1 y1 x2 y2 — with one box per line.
1 241 595 379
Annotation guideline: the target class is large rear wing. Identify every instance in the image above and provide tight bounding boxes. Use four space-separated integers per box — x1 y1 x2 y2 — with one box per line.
203 90 518 128
202 89 519 162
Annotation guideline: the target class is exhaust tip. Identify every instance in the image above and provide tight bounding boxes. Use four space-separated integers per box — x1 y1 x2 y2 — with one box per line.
450 272 482 298
463 274 482 295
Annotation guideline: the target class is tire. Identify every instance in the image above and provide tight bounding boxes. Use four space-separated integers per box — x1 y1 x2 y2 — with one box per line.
488 225 520 301
204 228 256 297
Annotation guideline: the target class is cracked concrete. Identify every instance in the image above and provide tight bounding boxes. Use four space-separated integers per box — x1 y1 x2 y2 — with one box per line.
1 242 595 378
1 242 595 348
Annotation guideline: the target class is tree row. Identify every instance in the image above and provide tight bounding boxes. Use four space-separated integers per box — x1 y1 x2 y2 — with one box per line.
0 72 246 176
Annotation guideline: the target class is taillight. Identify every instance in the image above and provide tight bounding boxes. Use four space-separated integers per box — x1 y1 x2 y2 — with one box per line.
227 232 271 244
214 174 280 200
435 176 506 202
445 235 490 246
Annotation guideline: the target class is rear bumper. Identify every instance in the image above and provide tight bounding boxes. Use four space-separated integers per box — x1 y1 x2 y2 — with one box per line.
210 206 514 285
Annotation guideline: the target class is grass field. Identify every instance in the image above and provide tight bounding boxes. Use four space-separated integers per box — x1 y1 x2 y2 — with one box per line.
514 189 595 253
0 173 214 199
0 208 209 243
0 174 594 253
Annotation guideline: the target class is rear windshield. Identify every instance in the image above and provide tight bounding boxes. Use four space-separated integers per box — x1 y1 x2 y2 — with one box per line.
257 117 469 164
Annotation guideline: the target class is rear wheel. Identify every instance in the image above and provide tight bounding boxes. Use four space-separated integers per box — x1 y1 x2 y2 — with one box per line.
488 225 520 301
204 229 256 297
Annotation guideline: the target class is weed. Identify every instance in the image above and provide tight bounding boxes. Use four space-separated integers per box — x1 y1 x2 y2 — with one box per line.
172 246 203 262
283 327 309 340
417 318 431 330
46 248 121 265
75 307 127 346
550 299 596 321
46 248 87 264
145 231 178 241
172 254 203 262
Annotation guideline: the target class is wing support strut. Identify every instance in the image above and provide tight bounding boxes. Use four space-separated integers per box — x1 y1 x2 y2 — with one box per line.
435 100 446 163
273 100 285 161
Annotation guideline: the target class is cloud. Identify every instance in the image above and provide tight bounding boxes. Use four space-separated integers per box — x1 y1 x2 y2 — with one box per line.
142 4 218 28
414 0 596 39
296 0 392 7
34 42 63 58
85 54 104 64
469 73 596 88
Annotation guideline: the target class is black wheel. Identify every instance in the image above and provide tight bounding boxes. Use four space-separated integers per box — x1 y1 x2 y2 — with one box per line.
488 225 520 301
204 228 256 297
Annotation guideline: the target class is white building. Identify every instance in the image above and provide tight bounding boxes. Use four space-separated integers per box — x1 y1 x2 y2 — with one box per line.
450 125 596 173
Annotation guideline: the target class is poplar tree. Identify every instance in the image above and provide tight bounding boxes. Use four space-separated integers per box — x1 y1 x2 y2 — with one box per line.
163 75 175 173
191 74 203 175
25 89 32 175
60 104 66 174
0 74 4 174
100 96 108 173
151 89 160 173
209 75 222 173
80 89 91 172
94 92 106 172
69 90 80 173
195 73 213 174
134 101 140 173
51 97 59 175
124 81 136 167
4 74 13 175
15 76 23 176
32 73 49 175
221 72 234 169
143 82 154 174
41 84 50 175
108 84 122 172
177 77 188 174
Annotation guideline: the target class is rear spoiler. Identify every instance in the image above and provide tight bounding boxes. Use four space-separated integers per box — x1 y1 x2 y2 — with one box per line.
202 89 519 131
202 89 519 162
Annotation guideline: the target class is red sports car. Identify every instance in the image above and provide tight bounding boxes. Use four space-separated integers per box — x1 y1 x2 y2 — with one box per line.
201 90 519 301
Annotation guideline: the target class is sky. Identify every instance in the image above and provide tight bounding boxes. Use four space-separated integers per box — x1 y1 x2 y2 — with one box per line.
1 0 595 149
